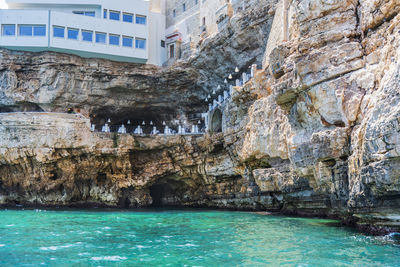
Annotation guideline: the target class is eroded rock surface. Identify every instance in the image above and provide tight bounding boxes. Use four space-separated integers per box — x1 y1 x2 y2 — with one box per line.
1 0 400 233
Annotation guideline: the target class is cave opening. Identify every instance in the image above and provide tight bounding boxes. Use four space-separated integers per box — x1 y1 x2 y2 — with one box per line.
211 108 223 133
149 179 189 207
0 102 44 113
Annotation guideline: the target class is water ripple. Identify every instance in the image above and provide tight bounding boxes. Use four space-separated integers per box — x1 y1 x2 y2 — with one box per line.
91 256 127 261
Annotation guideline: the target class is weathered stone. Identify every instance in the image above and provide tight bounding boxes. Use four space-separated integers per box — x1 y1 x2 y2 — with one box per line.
1 0 400 234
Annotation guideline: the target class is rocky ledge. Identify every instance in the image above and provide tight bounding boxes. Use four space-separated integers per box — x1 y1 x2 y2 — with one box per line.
1 0 400 235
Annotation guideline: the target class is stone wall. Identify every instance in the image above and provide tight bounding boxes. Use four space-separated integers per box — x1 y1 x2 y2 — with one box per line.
166 0 200 28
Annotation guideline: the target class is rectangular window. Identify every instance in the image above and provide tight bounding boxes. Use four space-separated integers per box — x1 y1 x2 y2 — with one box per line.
67 28 79 40
135 38 146 49
109 11 120 21
103 9 107 19
183 3 186 12
19 25 33 36
195 0 198 4
82 30 93 42
85 11 95 17
136 15 146 25
109 34 120 46
73 11 95 17
173 9 176 17
122 36 133 47
2 24 15 36
95 32 106 44
53 26 64 38
161 40 165 48
33 25 46 36
123 13 133 23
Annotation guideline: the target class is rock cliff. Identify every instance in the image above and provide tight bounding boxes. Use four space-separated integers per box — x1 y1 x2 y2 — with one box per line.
1 0 400 234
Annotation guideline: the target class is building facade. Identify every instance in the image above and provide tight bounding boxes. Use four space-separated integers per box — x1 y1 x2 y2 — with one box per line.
0 0 166 65
0 0 246 65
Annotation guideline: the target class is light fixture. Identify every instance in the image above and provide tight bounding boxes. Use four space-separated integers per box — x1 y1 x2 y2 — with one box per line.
228 74 233 79
150 121 153 125
212 89 216 95
224 79 228 84
205 97 208 102
235 67 239 73
142 121 145 125
163 121 166 126
217 85 221 90
107 118 111 123
127 120 131 124
208 94 211 99
198 120 201 125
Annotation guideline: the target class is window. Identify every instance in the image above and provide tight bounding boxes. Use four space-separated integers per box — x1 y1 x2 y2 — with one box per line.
122 36 133 47
19 25 46 36
67 28 79 40
82 30 93 42
109 11 120 21
195 0 198 4
161 40 165 48
19 25 32 36
173 9 176 17
103 9 107 19
2 25 15 36
123 13 133 23
95 32 106 43
34 25 46 36
169 44 175 58
109 34 120 46
183 3 186 12
135 38 146 49
136 15 146 25
202 17 206 26
73 11 94 16
53 26 64 38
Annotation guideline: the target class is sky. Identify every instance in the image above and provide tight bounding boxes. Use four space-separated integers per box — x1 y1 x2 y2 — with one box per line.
0 0 7 9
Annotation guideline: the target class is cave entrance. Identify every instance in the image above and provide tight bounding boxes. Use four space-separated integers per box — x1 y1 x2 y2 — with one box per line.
210 108 223 133
149 179 189 207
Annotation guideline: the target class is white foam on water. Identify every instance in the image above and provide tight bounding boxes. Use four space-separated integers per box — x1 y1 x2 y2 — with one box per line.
0 244 5 247
35 209 46 212
40 246 58 251
78 252 90 256
176 243 198 247
102 227 111 230
60 244 74 248
5 224 15 227
40 243 77 251
90 256 127 261
78 231 89 235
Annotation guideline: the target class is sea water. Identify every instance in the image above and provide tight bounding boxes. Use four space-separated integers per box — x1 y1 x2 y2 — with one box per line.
0 209 399 266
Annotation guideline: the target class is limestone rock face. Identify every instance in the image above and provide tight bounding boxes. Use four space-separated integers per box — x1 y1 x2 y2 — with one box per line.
1 0 400 233
0 0 278 126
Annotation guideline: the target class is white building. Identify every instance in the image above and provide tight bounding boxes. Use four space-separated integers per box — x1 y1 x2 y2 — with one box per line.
0 0 167 65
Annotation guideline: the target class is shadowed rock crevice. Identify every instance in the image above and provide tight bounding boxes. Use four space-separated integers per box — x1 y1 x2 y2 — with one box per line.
149 178 191 207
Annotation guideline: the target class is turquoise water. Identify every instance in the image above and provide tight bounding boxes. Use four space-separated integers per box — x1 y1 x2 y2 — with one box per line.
0 209 399 266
